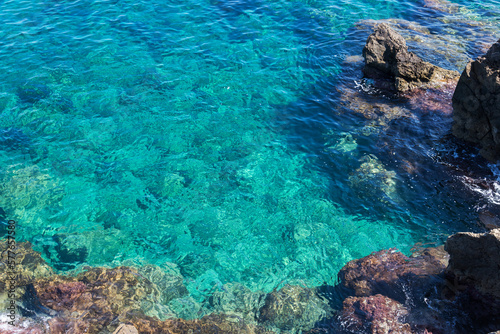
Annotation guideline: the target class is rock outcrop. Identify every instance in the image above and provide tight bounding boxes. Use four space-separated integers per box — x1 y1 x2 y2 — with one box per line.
452 39 500 162
363 23 459 92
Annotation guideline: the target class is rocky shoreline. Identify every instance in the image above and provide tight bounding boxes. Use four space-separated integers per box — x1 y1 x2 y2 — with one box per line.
2 230 500 333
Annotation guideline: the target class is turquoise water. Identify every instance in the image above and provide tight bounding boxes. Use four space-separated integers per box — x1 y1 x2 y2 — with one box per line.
0 0 499 323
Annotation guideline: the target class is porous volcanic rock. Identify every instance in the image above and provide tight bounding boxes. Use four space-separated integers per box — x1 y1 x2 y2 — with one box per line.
452 39 500 162
338 248 446 303
363 23 459 92
0 241 54 292
258 284 332 331
34 266 160 333
337 294 413 334
445 228 500 299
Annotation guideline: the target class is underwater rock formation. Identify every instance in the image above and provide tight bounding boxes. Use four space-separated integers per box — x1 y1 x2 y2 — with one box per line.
209 282 266 323
348 155 398 202
258 284 332 331
337 248 447 304
34 266 160 333
126 312 275 334
337 294 412 334
0 241 54 292
452 39 500 162
363 23 459 92
445 229 500 299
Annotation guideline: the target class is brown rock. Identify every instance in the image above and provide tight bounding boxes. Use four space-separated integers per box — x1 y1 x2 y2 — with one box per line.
338 249 446 303
258 284 332 331
126 312 275 334
338 294 413 334
452 39 500 162
445 229 500 299
363 23 459 92
0 241 54 292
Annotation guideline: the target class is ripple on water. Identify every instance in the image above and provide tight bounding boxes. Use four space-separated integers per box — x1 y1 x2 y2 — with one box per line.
0 0 498 325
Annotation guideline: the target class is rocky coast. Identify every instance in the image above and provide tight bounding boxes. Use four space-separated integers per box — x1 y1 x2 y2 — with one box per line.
1 0 500 333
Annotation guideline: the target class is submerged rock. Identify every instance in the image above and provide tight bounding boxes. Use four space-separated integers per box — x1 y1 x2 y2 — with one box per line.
258 284 332 331
337 248 446 303
0 241 54 292
452 39 500 162
16 82 51 104
34 266 160 333
478 211 500 230
363 23 459 92
112 324 139 334
127 312 276 334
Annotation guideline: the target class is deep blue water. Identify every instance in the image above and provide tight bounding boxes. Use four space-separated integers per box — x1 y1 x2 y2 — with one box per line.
0 0 499 327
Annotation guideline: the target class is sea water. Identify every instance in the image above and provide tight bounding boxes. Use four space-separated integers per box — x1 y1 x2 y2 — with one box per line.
0 0 499 323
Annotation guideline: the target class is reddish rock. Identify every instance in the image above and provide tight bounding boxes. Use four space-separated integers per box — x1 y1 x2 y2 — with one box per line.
445 229 500 299
363 23 459 92
338 249 446 303
338 294 413 334
402 83 457 115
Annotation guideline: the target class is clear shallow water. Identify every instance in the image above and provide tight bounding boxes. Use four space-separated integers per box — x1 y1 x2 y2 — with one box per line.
0 0 499 323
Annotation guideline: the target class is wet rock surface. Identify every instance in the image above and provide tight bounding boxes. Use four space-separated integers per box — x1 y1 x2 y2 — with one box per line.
257 284 332 331
337 248 447 303
363 23 459 92
0 241 54 291
209 282 266 322
445 229 500 299
452 39 500 162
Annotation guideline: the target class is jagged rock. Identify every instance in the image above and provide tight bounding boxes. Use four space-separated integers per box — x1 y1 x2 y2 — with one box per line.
445 229 500 299
34 266 160 333
338 248 446 303
0 241 54 292
363 23 459 92
113 324 139 334
452 39 500 162
126 312 276 334
257 284 332 331
209 282 266 322
338 294 413 334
